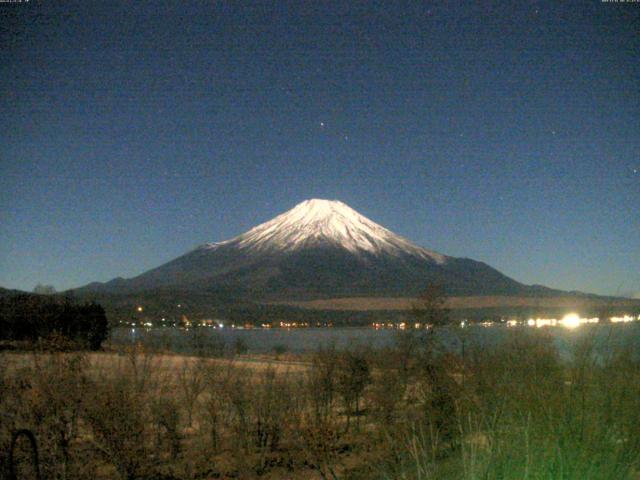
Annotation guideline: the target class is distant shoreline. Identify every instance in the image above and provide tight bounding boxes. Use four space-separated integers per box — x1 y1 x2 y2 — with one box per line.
270 295 640 311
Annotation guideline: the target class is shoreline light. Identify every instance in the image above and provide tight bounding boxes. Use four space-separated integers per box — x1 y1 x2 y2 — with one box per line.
561 313 581 329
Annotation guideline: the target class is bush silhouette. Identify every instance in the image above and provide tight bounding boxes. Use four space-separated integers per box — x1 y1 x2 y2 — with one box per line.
0 294 109 350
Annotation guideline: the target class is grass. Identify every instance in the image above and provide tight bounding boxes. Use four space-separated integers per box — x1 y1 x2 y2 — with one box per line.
1 325 640 479
271 295 640 311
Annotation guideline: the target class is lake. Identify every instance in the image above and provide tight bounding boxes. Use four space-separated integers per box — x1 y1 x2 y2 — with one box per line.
108 322 640 360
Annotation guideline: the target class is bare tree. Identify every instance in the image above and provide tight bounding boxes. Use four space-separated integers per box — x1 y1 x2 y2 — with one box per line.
177 359 206 427
411 283 450 329
336 349 371 432
308 345 338 423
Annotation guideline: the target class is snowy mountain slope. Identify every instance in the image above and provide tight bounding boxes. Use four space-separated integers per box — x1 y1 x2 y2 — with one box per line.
204 199 446 263
77 199 533 299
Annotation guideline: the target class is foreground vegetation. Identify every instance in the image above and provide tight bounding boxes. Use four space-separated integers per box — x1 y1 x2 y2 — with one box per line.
1 325 640 480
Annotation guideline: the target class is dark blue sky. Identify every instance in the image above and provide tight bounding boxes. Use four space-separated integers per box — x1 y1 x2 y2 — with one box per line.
1 0 638 296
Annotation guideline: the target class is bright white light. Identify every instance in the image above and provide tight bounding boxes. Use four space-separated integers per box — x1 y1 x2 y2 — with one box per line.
536 318 554 328
561 313 581 329
611 315 634 323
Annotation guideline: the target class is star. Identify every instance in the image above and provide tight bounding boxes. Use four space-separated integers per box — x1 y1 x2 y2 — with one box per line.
320 122 325 127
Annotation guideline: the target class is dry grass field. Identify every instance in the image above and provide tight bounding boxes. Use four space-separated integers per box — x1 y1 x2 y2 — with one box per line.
1 350 311 377
272 295 640 311
2 327 640 479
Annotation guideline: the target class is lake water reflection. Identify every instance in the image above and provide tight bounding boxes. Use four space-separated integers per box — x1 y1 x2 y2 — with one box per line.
109 323 640 360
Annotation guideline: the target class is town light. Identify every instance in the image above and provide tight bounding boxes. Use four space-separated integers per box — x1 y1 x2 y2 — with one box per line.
561 313 581 329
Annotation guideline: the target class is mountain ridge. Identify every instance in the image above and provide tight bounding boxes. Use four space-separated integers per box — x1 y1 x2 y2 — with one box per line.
75 199 556 300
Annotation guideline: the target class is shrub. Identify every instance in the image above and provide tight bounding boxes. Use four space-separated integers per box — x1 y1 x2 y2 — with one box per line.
336 349 371 431
233 337 249 355
82 378 151 480
308 345 338 423
273 343 288 357
177 359 206 427
82 345 164 479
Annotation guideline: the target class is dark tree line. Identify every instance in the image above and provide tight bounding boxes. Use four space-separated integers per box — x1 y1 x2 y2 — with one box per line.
0 294 109 350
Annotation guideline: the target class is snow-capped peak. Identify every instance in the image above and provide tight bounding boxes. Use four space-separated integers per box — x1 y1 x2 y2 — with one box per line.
205 199 446 263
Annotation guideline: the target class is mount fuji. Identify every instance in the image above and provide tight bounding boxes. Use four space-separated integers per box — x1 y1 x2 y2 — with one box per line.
79 199 550 300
